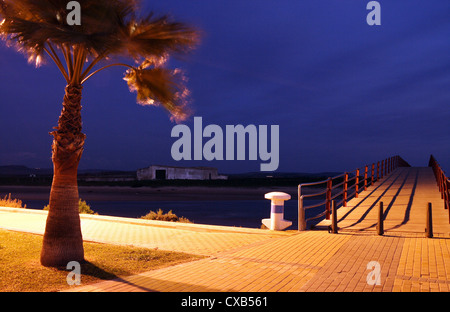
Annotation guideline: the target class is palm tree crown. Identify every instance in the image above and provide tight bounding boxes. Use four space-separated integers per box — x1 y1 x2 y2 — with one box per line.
0 0 199 121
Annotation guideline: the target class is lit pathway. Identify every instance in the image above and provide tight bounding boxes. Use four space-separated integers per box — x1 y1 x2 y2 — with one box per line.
0 207 285 256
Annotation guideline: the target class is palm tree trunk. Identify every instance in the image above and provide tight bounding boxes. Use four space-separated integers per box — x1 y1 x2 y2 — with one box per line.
40 84 86 267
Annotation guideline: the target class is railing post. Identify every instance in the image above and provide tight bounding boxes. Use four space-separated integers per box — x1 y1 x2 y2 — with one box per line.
355 168 360 198
444 178 449 210
331 200 338 234
377 161 380 182
437 167 442 189
377 201 384 235
298 187 306 231
371 163 375 186
447 179 450 223
426 202 433 238
364 165 368 191
326 177 332 220
387 158 390 175
343 172 348 207
438 166 442 186
381 160 384 179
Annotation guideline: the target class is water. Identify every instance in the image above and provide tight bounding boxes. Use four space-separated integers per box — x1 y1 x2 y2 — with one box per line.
22 199 325 230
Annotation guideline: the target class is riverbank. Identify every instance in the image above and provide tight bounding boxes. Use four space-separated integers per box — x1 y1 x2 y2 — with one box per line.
0 185 302 202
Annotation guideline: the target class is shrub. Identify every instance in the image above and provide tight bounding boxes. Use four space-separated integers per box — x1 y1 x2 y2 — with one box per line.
140 209 191 223
43 199 97 215
0 193 27 208
78 199 97 214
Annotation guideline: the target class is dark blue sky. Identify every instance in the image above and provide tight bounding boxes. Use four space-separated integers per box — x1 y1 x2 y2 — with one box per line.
0 0 449 174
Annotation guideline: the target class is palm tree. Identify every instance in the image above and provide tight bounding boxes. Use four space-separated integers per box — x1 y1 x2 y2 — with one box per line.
0 0 198 267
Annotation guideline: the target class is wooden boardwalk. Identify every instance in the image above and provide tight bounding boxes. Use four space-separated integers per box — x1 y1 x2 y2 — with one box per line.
0 166 449 292
317 167 450 234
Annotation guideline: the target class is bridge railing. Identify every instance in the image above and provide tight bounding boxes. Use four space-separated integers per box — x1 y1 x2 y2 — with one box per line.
297 155 410 231
429 155 450 222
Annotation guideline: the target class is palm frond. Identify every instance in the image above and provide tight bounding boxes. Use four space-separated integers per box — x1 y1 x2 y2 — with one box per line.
121 13 199 61
1 0 199 66
0 0 131 59
123 59 192 122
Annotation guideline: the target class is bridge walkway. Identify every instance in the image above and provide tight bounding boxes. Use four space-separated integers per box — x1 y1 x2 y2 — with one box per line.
316 167 450 235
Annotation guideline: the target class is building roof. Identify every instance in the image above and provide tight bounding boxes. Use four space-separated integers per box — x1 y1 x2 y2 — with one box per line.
138 165 218 171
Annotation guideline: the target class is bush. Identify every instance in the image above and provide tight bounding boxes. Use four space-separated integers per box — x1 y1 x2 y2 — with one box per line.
0 193 27 208
140 209 191 223
43 199 97 215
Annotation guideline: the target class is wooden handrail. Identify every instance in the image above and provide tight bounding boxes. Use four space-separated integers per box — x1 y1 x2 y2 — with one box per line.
298 155 410 230
428 155 450 223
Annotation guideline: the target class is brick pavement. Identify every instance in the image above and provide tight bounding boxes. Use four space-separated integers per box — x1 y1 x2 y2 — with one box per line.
69 231 449 292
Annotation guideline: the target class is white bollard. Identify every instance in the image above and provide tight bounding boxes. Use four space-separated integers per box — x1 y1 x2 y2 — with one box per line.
262 192 292 231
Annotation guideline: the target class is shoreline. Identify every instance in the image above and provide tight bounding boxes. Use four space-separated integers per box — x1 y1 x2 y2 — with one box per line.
0 185 305 202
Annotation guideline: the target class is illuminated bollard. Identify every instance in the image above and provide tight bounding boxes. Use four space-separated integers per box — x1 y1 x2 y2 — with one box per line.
262 192 292 231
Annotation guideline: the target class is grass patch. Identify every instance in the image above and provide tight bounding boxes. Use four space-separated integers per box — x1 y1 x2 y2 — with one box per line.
0 229 202 292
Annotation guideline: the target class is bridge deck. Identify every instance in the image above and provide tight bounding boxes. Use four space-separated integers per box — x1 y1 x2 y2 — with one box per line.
316 167 450 235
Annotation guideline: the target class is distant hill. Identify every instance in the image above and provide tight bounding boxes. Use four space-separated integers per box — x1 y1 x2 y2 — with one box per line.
0 165 347 187
0 165 342 178
0 165 135 176
0 165 52 176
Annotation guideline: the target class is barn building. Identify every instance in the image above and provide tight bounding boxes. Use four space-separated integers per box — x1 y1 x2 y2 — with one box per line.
137 165 227 181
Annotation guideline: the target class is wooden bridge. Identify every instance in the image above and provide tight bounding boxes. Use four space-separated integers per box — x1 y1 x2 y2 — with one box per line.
299 155 450 236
